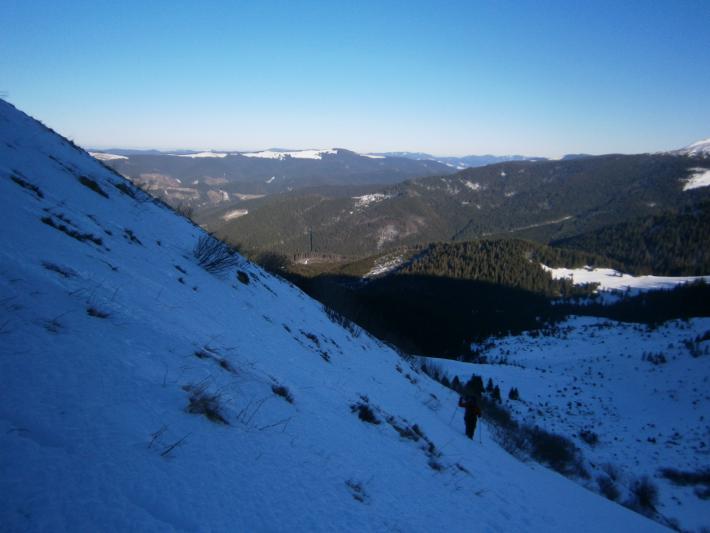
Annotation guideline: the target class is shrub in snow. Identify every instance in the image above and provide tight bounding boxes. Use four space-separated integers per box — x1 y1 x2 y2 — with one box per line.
480 396 517 431
41 215 103 246
508 387 520 401
41 261 76 278
78 176 108 198
597 475 620 501
86 306 110 319
272 384 294 404
345 480 368 503
579 429 599 446
11 175 43 198
660 467 710 487
236 270 250 285
420 360 446 383
527 426 587 478
323 305 362 338
628 476 659 514
351 401 380 425
112 181 137 199
642 351 667 365
193 234 240 274
185 383 228 425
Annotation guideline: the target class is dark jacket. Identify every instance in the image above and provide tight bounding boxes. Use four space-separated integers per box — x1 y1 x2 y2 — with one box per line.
458 396 481 421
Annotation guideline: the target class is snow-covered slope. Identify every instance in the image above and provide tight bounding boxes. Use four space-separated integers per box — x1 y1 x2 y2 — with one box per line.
0 100 664 531
541 264 710 293
673 138 710 158
682 167 710 191
431 316 710 531
241 148 339 160
89 151 128 161
175 151 229 158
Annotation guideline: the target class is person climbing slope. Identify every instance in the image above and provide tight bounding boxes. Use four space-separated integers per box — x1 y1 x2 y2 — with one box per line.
458 394 481 439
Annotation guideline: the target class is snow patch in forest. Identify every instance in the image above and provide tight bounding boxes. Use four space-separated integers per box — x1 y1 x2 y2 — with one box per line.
682 168 710 191
541 265 710 292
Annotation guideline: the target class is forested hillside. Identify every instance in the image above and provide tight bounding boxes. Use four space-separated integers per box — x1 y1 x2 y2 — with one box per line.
552 201 710 275
399 240 612 296
286 239 710 356
205 154 710 258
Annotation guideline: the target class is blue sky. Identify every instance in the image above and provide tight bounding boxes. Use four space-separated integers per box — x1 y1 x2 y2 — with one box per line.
3 0 709 157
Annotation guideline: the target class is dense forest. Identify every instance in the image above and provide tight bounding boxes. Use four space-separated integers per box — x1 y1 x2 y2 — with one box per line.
552 201 710 276
204 153 710 257
399 240 611 297
279 238 710 357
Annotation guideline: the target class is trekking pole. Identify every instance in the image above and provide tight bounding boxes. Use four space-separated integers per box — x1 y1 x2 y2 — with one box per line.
448 404 458 426
479 421 483 445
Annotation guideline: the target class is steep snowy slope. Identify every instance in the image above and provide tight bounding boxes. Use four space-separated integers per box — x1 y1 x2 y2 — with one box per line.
431 317 710 531
0 100 664 532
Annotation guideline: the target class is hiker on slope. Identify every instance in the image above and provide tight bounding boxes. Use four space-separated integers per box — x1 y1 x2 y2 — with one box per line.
458 394 481 439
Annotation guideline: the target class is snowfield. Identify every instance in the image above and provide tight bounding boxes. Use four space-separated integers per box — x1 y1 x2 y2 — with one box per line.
221 208 249 221
673 138 710 158
90 151 128 161
352 193 392 208
463 180 482 191
429 316 710 532
682 168 710 191
175 151 229 158
364 254 405 278
242 149 338 160
0 99 667 531
542 264 710 293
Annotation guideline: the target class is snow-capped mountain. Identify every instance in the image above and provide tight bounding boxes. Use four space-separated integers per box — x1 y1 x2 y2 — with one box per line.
0 100 666 531
91 147 454 204
670 138 710 158
241 148 340 160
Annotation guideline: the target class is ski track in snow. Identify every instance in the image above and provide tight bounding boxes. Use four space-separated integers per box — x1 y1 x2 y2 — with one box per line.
0 99 669 532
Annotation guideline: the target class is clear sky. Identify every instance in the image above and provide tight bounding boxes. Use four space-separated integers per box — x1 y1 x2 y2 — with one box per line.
3 0 709 157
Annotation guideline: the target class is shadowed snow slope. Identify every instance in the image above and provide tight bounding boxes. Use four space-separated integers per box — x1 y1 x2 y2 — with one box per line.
430 316 710 531
0 100 663 532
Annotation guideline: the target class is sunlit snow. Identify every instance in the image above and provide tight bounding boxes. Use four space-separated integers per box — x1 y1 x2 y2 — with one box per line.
542 265 710 292
221 208 249 221
90 152 128 161
176 151 228 158
353 193 392 207
682 168 710 191
242 149 338 160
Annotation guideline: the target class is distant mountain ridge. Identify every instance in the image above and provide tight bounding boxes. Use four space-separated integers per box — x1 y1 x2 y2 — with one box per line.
367 151 547 169
91 147 454 206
